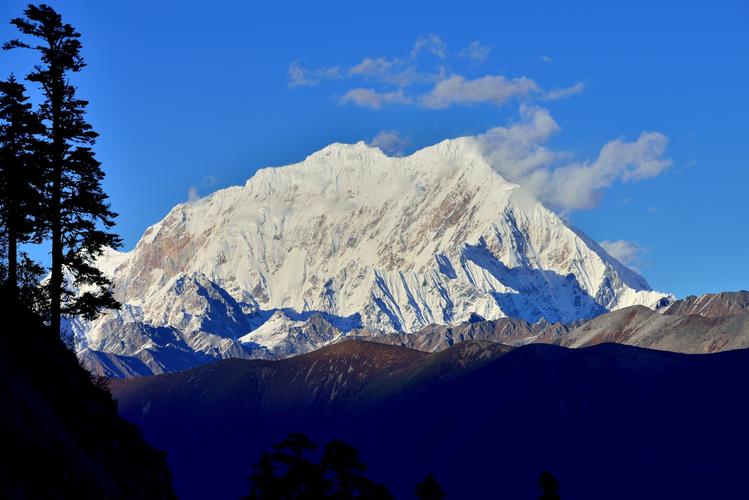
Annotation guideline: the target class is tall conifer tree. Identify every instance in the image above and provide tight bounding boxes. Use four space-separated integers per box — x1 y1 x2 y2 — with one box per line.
4 4 121 332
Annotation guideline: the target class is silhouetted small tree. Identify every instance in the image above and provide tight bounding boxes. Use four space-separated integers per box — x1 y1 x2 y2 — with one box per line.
247 452 285 499
247 433 326 499
414 473 445 499
320 439 391 499
538 470 560 500
246 434 392 499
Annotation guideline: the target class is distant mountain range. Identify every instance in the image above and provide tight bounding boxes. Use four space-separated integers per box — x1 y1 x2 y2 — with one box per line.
111 339 749 500
357 290 749 352
83 290 749 377
73 139 679 375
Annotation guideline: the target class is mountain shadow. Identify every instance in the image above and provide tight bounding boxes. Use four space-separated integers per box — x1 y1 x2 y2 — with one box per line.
462 237 606 323
112 339 749 499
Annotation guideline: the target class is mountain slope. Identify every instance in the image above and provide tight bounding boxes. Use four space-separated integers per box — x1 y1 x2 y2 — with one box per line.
74 138 668 372
0 294 174 498
663 290 749 317
111 340 749 500
83 289 749 378
352 291 749 355
559 291 749 353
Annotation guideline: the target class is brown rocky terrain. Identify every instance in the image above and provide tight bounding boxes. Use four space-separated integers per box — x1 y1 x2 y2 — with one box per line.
355 290 749 355
662 290 749 317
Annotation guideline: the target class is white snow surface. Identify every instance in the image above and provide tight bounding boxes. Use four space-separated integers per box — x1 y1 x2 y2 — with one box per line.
75 138 670 365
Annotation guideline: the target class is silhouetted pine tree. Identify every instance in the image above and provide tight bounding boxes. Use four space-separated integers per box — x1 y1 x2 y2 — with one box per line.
4 4 121 333
247 452 285 499
538 470 560 500
246 434 392 499
0 74 45 299
414 473 445 499
320 439 392 499
247 433 326 499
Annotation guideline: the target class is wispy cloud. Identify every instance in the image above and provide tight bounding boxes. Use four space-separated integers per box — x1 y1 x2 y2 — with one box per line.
540 55 553 63
289 35 585 109
339 88 411 109
600 239 644 271
411 33 447 59
349 57 398 80
288 60 341 87
369 130 410 156
187 186 200 203
477 106 671 211
459 41 491 62
421 74 539 109
540 81 586 101
347 57 437 87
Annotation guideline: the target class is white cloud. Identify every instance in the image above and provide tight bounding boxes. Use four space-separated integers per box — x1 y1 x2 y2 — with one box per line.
540 55 553 63
187 186 200 203
348 57 431 87
421 74 539 109
536 131 670 210
477 106 563 180
540 81 585 101
291 36 573 110
288 60 341 87
411 33 446 59
460 41 491 62
293 34 449 90
369 130 410 156
288 33 596 115
477 106 671 211
600 240 643 271
339 88 411 109
349 57 397 79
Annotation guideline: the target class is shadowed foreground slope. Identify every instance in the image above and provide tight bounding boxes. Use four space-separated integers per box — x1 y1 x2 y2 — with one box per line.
0 296 174 499
112 339 748 500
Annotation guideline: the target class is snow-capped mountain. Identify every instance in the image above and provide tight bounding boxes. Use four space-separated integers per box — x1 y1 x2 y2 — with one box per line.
74 138 670 374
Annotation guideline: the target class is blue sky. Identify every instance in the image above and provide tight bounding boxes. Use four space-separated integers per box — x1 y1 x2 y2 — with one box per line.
1 0 747 298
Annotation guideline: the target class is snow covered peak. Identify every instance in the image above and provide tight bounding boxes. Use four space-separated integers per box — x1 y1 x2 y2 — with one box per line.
77 137 671 373
307 140 385 159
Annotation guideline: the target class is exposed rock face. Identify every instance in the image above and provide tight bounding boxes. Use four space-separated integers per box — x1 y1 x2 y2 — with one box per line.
663 291 749 318
350 317 569 352
353 291 749 355
558 291 749 353
75 139 669 375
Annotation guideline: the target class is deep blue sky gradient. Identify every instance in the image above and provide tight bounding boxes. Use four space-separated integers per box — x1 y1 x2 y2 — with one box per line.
1 0 747 297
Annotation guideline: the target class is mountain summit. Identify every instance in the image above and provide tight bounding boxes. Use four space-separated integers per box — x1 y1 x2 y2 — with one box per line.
74 138 669 373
